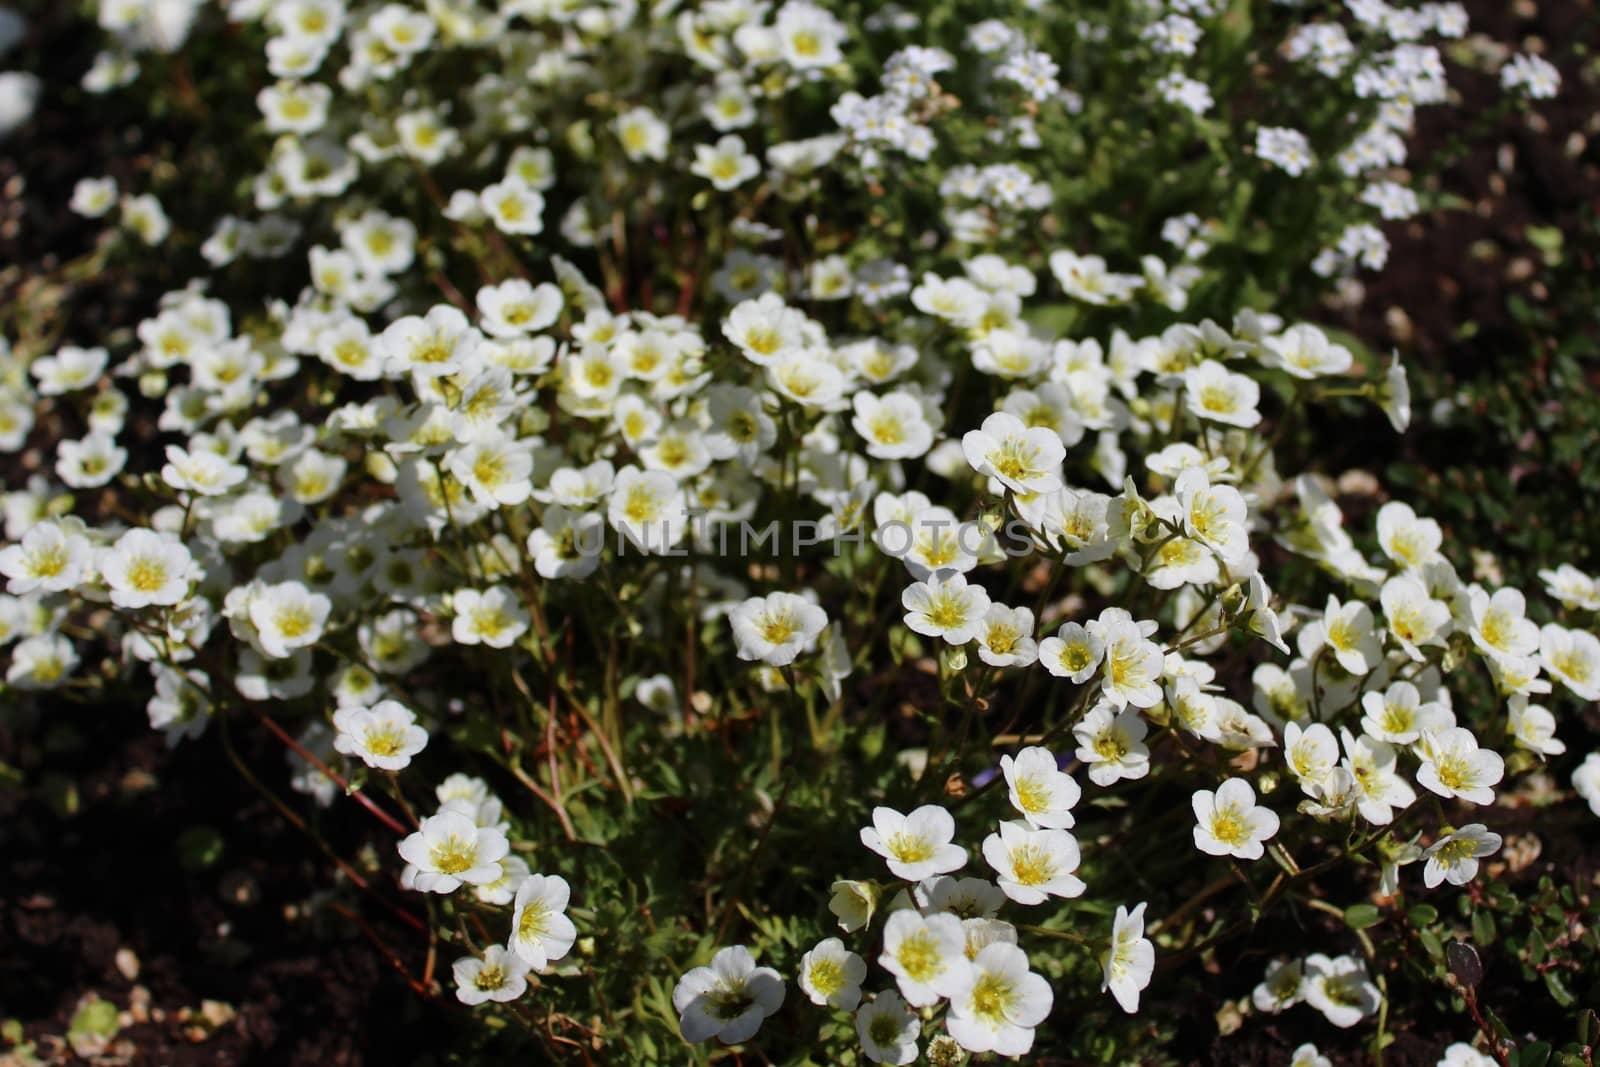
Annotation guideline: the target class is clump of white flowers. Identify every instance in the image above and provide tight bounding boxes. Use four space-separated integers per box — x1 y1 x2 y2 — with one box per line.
0 0 1588 1060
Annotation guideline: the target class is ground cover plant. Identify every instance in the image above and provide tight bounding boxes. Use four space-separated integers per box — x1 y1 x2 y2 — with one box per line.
1 0 1598 1063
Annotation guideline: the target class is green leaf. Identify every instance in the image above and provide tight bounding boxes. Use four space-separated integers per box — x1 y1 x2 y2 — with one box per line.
1472 908 1498 946
1344 903 1383 930
1408 904 1439 926
1519 1041 1552 1067
1543 971 1576 1009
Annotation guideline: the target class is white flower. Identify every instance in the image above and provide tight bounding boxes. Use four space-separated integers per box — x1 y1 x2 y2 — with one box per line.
1073 702 1152 786
453 945 531 1006
528 506 605 579
98 528 199 609
1101 901 1155 1013
1360 681 1449 746
975 604 1038 667
248 580 332 658
902 573 992 646
1539 624 1600 701
1301 595 1383 676
860 804 968 882
69 177 118 217
1252 957 1304 1014
7 633 78 689
1508 696 1565 757
799 937 866 1010
1283 721 1340 790
397 810 510 894
1000 746 1080 829
961 412 1065 495
945 942 1052 1057
1539 564 1600 612
476 279 563 338
691 134 760 190
451 585 530 649
775 2 845 69
1291 1043 1333 1067
31 345 108 395
480 177 545 236
854 990 921 1065
982 821 1084 905
1341 728 1417 825
1191 777 1279 860
853 391 935 460
1265 324 1353 379
879 909 970 1007
159 445 248 497
1096 618 1165 709
829 879 877 933
1038 621 1105 683
57 432 127 488
615 106 670 161
1381 574 1453 661
333 699 427 771
730 592 828 666
673 945 786 1044
508 874 577 971
1573 753 1600 818
1257 126 1314 175
1421 824 1502 888
1376 501 1443 570
378 305 482 379
607 466 687 553
1416 727 1504 806
1175 468 1249 564
1302 953 1381 1028
0 521 93 594
722 293 806 365
1380 352 1411 432
1184 359 1261 428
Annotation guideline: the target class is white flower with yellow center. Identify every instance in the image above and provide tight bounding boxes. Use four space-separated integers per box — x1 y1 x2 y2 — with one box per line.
1538 623 1600 701
480 176 545 236
1421 824 1502 889
1095 618 1165 709
1000 746 1080 829
878 910 970 1007
614 106 670 161
860 804 968 883
1301 953 1381 1029
332 699 428 772
1359 681 1449 746
690 134 760 190
1376 501 1443 571
902 572 992 646
1038 621 1105 683
945 942 1053 1056
1539 564 1600 612
397 810 509 895
798 937 866 1011
975 604 1038 668
1282 721 1339 791
1380 574 1452 661
1191 777 1279 860
452 944 530 1006
982 821 1084 905
1183 359 1261 428
1508 695 1565 758
854 990 920 1065
729 591 828 666
98 528 198 609
0 520 92 595
606 466 687 554
1101 901 1155 1013
451 585 530 649
852 390 935 461
1073 702 1152 786
248 580 332 658
961 412 1065 496
508 873 577 971
1416 727 1504 806
673 945 786 1044
1339 728 1416 825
